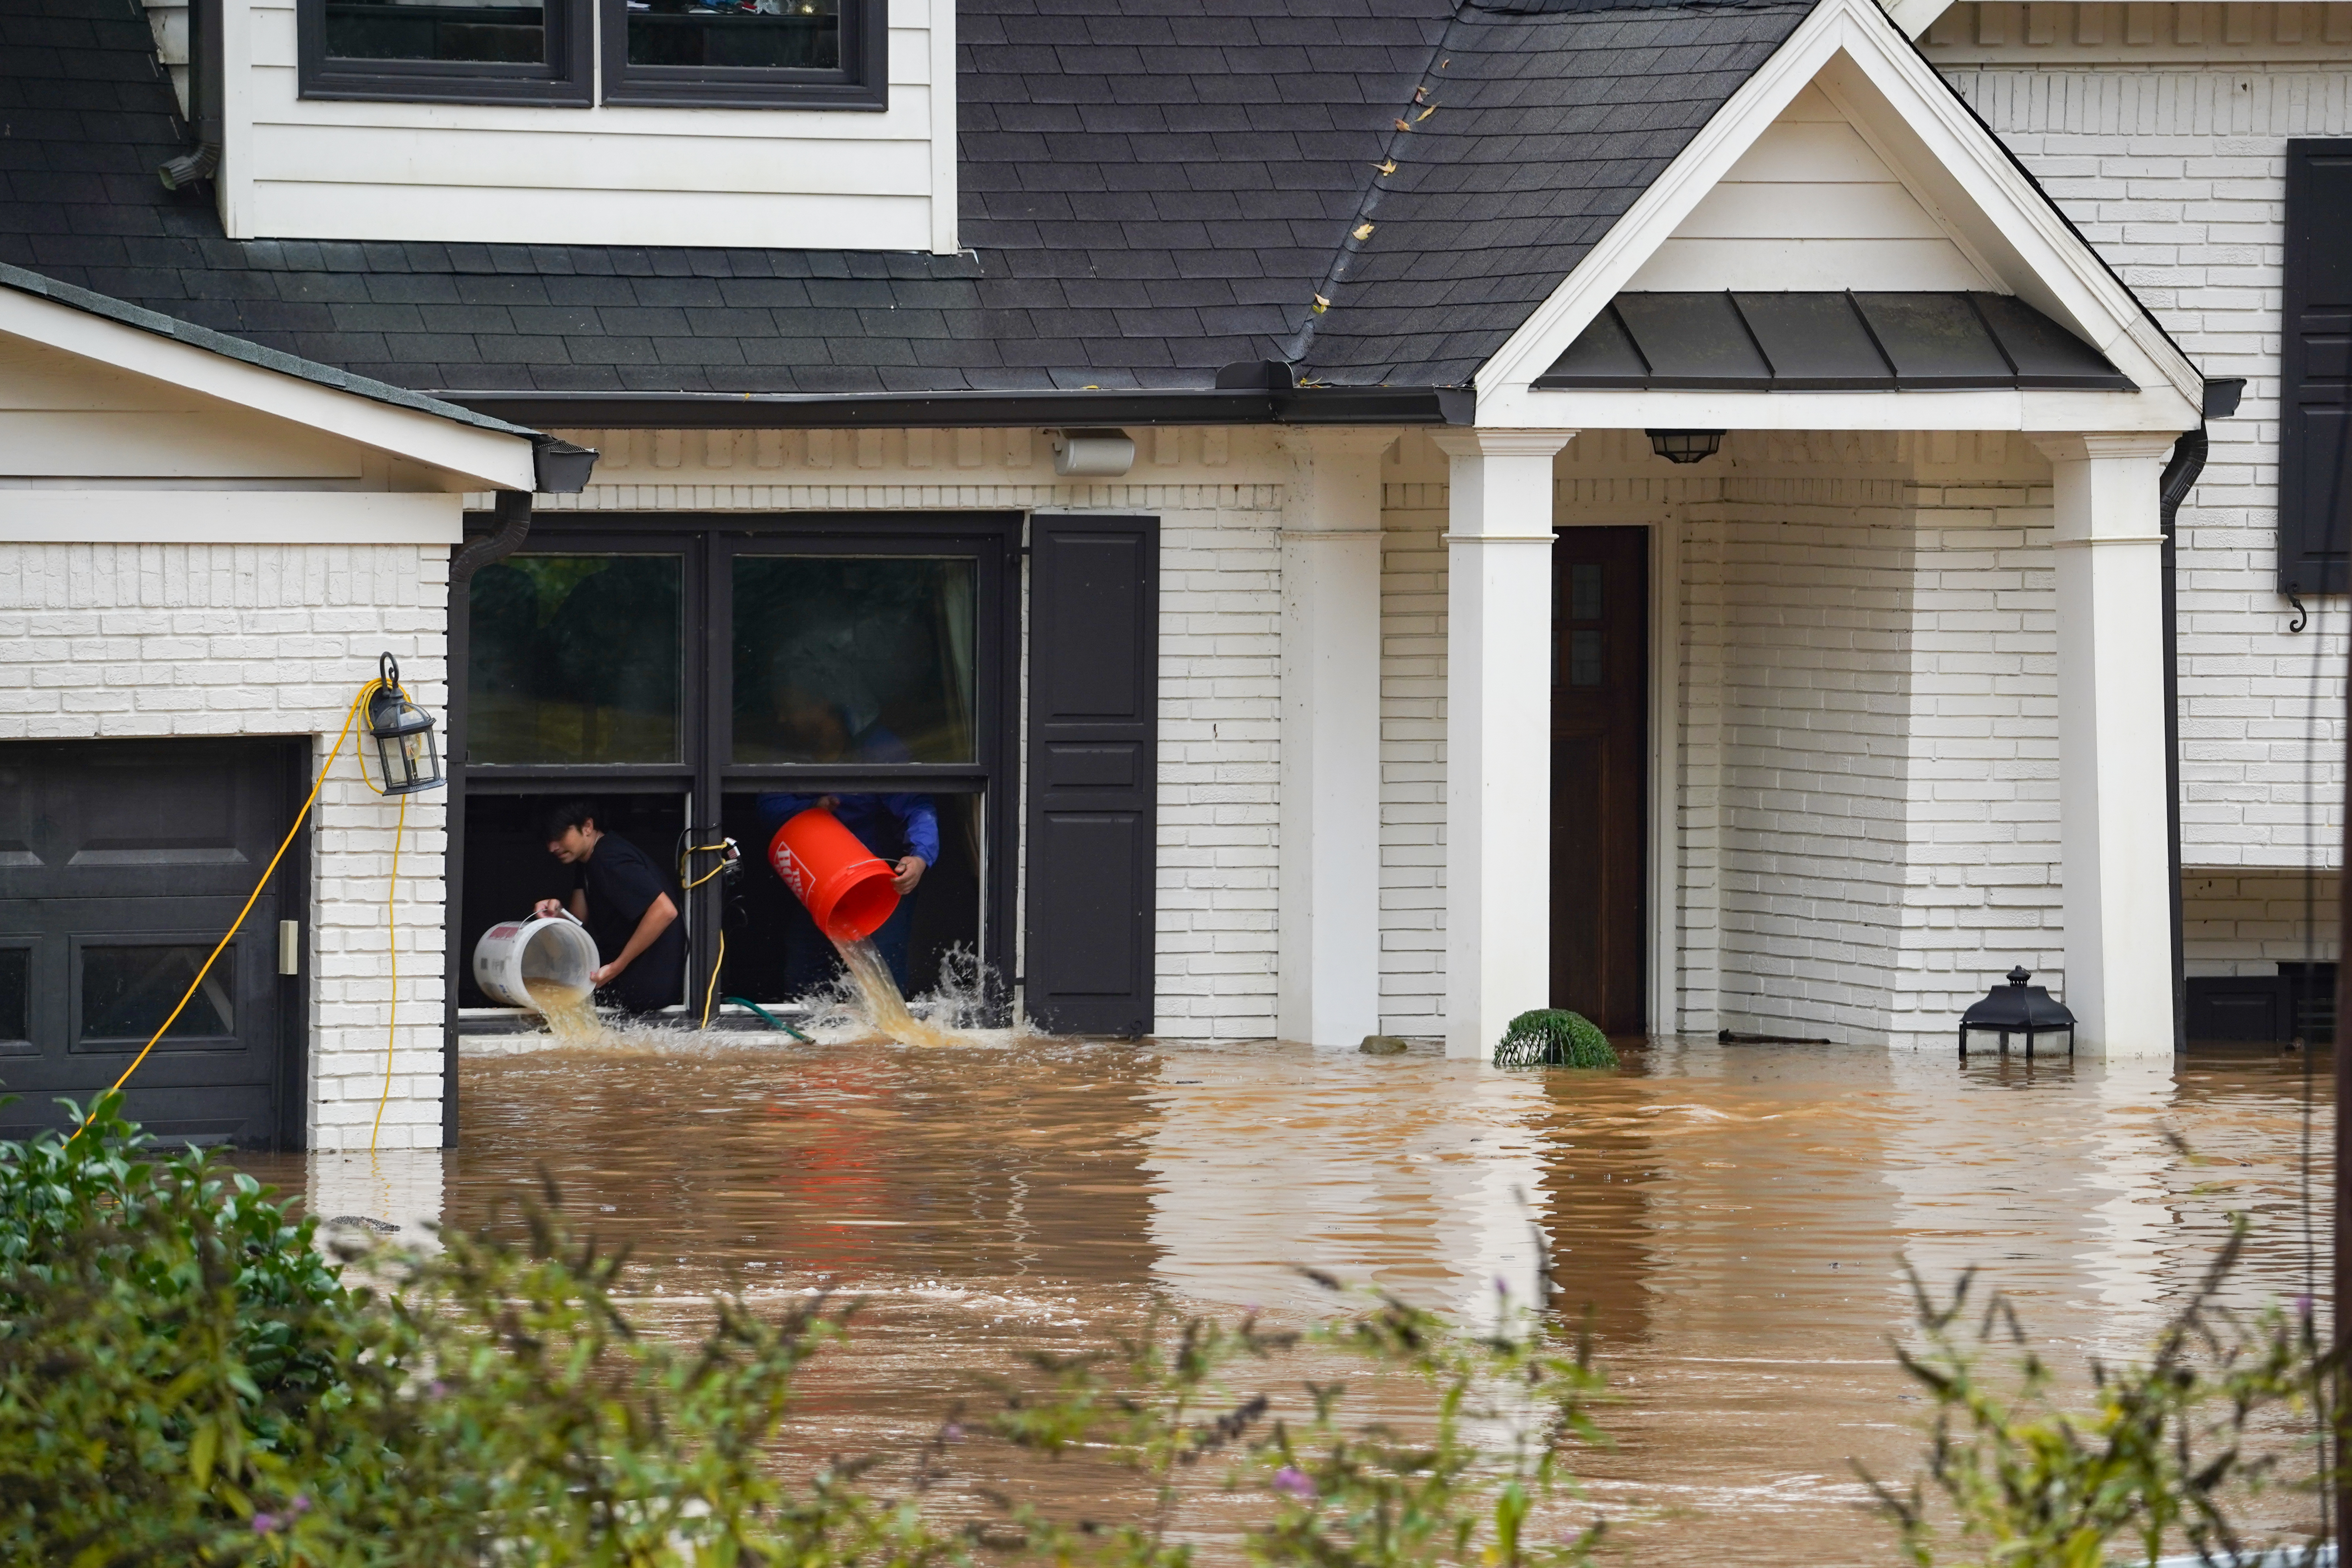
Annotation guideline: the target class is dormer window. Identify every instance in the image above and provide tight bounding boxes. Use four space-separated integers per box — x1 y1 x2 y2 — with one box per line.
297 0 884 109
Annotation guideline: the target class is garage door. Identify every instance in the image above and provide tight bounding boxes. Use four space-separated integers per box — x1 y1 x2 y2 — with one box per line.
0 738 305 1148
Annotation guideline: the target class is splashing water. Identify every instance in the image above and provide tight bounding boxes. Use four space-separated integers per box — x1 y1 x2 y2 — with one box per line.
522 976 614 1046
823 935 964 1047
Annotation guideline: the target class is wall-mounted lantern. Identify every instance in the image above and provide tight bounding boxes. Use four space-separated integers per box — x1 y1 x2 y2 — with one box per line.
1957 967 2075 1060
1647 429 1725 465
367 653 444 795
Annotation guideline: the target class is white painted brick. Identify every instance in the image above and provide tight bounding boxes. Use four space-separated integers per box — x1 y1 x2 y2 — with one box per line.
0 542 449 1151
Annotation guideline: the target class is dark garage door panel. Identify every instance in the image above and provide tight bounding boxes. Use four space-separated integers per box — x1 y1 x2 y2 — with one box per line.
0 739 303 1147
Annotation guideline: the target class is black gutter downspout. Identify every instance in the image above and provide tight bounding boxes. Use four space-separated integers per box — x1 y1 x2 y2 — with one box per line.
441 491 533 1149
158 0 223 190
2160 425 2210 1056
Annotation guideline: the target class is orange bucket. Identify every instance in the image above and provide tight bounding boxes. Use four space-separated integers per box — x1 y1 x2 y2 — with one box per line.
768 808 900 940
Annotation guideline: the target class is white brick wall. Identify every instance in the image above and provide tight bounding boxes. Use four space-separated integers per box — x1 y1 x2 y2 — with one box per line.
1928 35 2351 885
1378 430 2073 1050
0 543 450 1150
535 425 1291 1041
2184 868 2341 971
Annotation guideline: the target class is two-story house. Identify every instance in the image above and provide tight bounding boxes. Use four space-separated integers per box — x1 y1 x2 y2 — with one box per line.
0 0 2332 1151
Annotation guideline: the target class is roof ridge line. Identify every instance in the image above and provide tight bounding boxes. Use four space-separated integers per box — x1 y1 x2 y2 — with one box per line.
1281 0 1474 375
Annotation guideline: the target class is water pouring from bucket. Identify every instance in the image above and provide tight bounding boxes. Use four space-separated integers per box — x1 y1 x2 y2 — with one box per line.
769 807 958 1046
472 911 606 1043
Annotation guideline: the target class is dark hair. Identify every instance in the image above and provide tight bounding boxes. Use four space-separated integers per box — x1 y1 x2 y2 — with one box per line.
544 799 597 843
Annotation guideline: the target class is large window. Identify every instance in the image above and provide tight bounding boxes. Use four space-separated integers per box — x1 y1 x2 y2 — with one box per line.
452 516 1017 1011
299 0 884 108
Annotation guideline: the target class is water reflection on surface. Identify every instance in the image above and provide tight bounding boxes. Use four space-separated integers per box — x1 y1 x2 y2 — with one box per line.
248 1037 2333 1566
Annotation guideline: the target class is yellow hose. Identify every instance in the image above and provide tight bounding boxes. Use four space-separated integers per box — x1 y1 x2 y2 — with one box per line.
701 930 725 1029
369 788 408 1153
73 679 380 1141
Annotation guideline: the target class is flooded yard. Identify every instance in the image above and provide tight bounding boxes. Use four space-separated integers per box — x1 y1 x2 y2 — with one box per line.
246 1036 2333 1565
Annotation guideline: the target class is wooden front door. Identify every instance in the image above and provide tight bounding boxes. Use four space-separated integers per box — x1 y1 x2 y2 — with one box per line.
1550 527 1648 1034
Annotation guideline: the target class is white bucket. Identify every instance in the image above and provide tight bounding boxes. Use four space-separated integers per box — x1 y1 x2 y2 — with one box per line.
472 913 599 1011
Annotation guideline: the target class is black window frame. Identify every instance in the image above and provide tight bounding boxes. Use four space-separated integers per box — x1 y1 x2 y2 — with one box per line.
296 0 593 106
597 0 886 111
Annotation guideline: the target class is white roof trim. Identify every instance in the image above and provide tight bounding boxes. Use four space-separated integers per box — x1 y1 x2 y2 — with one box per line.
0 287 537 492
1472 0 2203 431
1881 0 1953 38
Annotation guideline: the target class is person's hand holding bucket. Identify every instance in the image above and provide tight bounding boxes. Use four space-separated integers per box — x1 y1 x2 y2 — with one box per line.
769 806 902 940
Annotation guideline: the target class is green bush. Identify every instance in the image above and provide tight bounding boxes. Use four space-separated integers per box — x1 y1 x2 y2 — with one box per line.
1862 1219 2332 1568
0 1094 1613 1568
1492 1011 1617 1069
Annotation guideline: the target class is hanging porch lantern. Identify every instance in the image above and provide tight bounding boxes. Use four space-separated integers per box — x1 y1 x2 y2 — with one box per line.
1647 429 1725 465
1957 967 2075 1060
367 653 444 795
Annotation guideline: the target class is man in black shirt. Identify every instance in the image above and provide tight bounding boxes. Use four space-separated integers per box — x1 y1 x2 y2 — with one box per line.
534 800 686 1016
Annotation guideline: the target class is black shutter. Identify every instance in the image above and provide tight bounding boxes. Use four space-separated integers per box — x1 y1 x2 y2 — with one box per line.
2280 141 2352 593
1024 515 1158 1036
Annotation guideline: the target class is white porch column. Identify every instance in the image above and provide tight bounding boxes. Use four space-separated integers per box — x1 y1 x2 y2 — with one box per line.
1279 429 1391 1047
1433 430 1575 1059
2034 432 2180 1057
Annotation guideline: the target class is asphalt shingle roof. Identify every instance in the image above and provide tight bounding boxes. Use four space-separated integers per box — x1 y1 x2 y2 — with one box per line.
0 0 1812 409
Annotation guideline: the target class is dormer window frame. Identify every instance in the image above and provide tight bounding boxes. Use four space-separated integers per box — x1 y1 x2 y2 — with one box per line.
295 0 886 111
296 0 595 106
597 0 887 111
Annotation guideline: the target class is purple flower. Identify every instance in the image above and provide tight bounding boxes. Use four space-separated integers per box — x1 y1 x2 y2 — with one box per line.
290 1495 312 1516
428 1380 448 1398
1272 1466 1315 1500
941 1422 965 1442
2297 1294 2314 1318
252 1514 279 1534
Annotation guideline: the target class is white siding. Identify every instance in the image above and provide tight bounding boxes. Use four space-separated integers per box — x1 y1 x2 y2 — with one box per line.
215 0 954 252
1923 8 2349 905
1626 83 1997 293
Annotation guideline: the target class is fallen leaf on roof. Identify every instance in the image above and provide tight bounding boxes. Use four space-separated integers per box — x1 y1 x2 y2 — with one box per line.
1373 157 1398 176
1417 105 1436 121
1393 118 1412 133
1312 294 1331 314
1413 85 1430 103
1352 222 1375 241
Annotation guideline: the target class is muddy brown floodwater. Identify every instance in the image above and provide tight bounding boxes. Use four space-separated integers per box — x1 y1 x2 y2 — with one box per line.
246 1037 2335 1566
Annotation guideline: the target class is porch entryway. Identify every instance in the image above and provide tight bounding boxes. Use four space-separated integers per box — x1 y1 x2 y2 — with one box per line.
1551 526 1649 1036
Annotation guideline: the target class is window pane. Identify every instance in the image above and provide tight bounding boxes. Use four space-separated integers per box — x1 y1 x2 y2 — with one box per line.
1569 563 1604 623
323 0 546 62
628 0 841 69
1569 629 1603 688
0 949 24 1043
467 555 684 765
733 557 977 765
82 946 232 1042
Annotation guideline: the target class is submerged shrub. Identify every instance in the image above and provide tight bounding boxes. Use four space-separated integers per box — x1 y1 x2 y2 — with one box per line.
1492 1011 1617 1070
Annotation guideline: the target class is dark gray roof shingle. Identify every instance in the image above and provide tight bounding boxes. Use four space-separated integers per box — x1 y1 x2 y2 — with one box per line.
0 0 1810 406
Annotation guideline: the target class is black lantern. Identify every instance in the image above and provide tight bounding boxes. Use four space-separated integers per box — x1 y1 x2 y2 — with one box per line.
1957 967 2075 1060
1648 429 1725 465
367 653 444 795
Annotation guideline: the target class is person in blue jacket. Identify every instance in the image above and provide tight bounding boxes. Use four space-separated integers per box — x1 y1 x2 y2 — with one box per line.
757 683 939 994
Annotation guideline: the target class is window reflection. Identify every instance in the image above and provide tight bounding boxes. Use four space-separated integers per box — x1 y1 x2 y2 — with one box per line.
82 946 232 1042
467 555 684 765
627 0 840 69
0 949 24 1043
324 0 546 62
733 557 976 765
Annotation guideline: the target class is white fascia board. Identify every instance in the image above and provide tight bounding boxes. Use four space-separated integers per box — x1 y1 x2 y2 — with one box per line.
0 490 463 544
1882 0 1954 38
1504 385 2198 432
1472 0 2204 428
0 290 537 491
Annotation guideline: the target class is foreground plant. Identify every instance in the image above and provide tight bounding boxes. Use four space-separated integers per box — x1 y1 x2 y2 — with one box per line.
0 1095 1611 1567
983 1271 1609 1568
1863 1219 2332 1568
